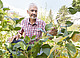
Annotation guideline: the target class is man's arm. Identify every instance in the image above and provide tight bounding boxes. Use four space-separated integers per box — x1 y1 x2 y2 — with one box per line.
8 19 25 43
8 28 24 43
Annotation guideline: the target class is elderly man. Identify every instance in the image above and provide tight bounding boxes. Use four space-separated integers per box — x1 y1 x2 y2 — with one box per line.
8 3 57 44
8 3 57 58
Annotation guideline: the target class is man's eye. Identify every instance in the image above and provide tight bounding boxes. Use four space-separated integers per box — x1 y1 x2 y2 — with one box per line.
31 10 34 12
35 10 37 12
30 10 37 12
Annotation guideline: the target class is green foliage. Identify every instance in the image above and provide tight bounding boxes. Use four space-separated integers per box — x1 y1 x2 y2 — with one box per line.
45 22 53 31
65 21 73 27
65 43 77 53
24 36 30 43
0 0 3 8
56 5 72 26
0 0 80 58
68 0 80 14
3 8 10 11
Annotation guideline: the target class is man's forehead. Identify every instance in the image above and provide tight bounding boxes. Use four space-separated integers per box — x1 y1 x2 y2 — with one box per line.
28 3 38 10
29 6 38 10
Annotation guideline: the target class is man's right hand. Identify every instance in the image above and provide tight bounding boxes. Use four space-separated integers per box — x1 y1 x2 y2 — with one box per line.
8 36 15 43
8 34 19 43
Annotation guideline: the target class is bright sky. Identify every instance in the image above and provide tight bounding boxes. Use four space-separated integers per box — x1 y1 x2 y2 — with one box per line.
1 0 80 24
1 0 73 16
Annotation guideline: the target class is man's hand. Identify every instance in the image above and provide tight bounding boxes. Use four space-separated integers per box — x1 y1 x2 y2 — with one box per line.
8 36 16 43
49 27 57 40
8 34 21 43
49 27 57 36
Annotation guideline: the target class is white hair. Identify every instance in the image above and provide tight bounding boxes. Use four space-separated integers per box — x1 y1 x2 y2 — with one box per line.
28 3 38 10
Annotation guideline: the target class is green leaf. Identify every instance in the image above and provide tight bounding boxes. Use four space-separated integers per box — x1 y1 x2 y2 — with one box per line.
14 27 21 31
13 44 21 50
61 28 65 33
68 7 77 14
64 29 68 36
65 21 73 27
3 8 10 11
24 36 30 43
32 43 41 58
68 51 71 58
42 48 50 56
0 50 2 55
40 37 49 42
9 25 14 30
57 41 63 46
41 44 50 49
65 43 76 53
0 0 3 8
18 42 26 50
42 48 53 58
45 23 53 31
31 35 36 39
16 17 24 24
37 53 47 58
17 55 26 58
20 36 24 39
2 21 7 28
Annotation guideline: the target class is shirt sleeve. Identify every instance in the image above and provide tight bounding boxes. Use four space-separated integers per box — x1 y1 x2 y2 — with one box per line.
42 21 46 32
18 19 24 35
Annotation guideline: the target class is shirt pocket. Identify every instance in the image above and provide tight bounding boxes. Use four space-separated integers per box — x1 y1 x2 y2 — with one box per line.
33 28 42 37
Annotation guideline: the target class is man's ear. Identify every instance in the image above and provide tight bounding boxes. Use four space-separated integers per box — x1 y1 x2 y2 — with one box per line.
27 10 29 14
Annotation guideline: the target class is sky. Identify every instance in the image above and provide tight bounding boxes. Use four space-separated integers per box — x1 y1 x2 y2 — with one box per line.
1 0 80 24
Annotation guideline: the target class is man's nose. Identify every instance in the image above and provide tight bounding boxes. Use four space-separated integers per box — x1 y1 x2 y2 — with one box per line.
32 11 36 14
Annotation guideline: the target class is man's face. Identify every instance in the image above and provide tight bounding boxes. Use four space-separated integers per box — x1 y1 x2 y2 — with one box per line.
27 6 38 19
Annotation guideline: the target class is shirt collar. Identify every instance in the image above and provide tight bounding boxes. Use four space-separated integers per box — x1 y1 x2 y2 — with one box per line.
27 18 38 25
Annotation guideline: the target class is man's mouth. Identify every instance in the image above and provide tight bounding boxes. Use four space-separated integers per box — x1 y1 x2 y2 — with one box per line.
31 14 36 17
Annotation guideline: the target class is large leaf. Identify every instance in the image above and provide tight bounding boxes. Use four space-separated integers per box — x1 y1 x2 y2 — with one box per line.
45 23 53 31
40 37 49 42
3 8 10 11
37 53 47 58
9 25 14 30
68 51 71 58
41 44 50 49
42 48 53 58
24 36 30 43
48 45 60 58
68 7 77 14
59 36 68 42
14 27 21 31
63 29 68 36
17 55 26 58
65 43 76 53
65 21 73 27
16 17 24 24
0 0 3 8
61 28 65 33
0 50 2 55
32 43 41 58
18 42 26 50
13 44 21 50
2 20 7 28
31 35 36 39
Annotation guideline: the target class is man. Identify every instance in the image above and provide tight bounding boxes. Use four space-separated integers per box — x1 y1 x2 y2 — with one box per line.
8 3 57 44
